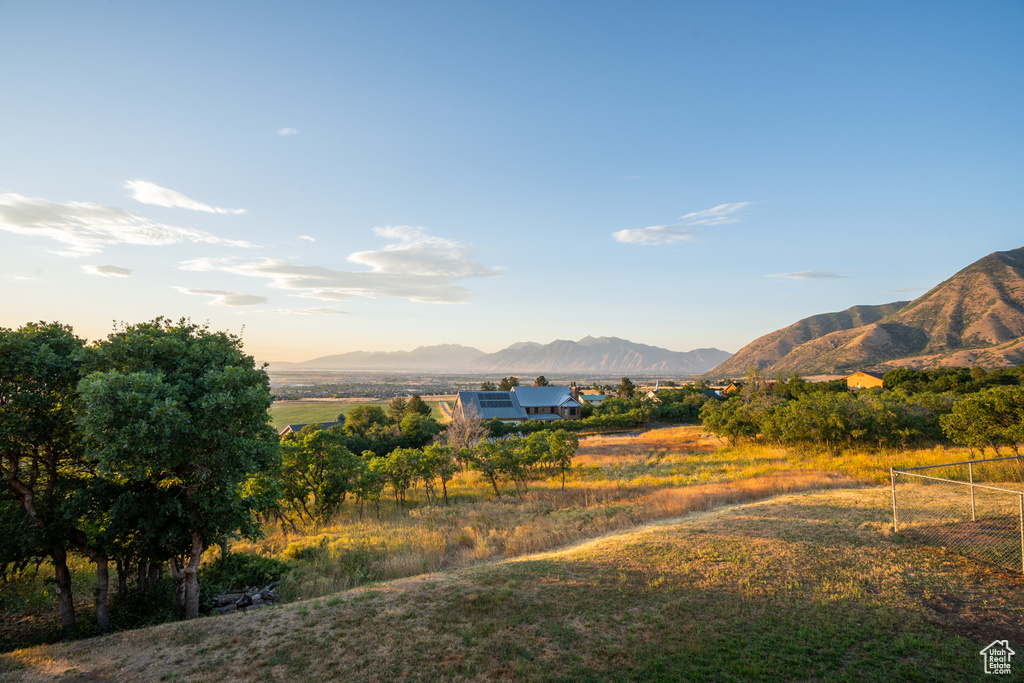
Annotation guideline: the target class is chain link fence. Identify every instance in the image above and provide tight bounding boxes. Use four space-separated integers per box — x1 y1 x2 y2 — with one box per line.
891 455 1024 574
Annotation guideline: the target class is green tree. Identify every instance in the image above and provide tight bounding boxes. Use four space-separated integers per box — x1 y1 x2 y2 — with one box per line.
405 394 432 417
420 444 455 505
617 377 635 399
699 398 760 445
0 322 89 633
387 397 409 424
498 376 520 391
353 454 386 519
479 381 498 391
545 430 579 490
941 386 1024 455
345 405 389 436
382 447 419 507
280 426 360 524
534 376 550 387
78 318 279 620
399 413 442 448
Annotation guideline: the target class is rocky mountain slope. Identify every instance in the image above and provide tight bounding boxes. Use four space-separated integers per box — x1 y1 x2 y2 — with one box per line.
708 246 1024 377
709 302 909 377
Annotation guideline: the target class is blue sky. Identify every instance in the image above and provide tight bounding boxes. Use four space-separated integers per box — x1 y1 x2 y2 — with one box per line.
2 1 1022 362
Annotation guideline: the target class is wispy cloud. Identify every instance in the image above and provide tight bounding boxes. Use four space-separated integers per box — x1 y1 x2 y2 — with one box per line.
125 180 246 214
251 308 348 315
768 271 847 280
277 128 299 136
181 225 500 304
613 202 750 245
0 193 255 256
175 288 268 306
298 235 315 242
83 264 132 278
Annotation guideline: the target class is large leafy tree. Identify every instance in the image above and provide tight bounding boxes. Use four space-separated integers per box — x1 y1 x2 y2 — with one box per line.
0 322 89 633
78 318 279 619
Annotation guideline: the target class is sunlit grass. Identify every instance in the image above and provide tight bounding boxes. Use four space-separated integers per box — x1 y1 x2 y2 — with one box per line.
5 487 1014 682
6 425 1010 649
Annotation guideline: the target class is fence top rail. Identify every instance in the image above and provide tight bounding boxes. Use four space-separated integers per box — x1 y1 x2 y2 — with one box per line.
894 454 1024 473
895 470 1024 495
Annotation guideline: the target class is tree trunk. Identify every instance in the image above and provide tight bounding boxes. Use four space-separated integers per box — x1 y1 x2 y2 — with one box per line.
184 529 203 619
138 561 148 595
94 556 110 631
168 559 186 615
148 562 161 593
116 558 128 600
51 546 77 635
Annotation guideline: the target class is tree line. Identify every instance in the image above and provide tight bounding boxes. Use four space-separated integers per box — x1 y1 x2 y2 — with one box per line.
277 424 579 523
698 367 1024 454
1 320 583 637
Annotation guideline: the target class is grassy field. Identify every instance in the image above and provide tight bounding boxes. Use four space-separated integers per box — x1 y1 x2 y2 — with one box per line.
270 399 445 430
4 486 1021 681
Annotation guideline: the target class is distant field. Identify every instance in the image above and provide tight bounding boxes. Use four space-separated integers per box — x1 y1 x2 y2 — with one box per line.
271 399 444 429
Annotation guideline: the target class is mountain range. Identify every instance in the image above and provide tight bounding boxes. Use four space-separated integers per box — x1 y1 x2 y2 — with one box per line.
270 336 732 375
709 246 1024 377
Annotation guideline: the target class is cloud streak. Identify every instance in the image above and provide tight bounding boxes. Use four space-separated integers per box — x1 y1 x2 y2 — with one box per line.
125 180 246 214
181 225 500 304
83 264 132 278
277 128 299 136
175 288 269 306
613 202 750 245
251 308 348 315
0 193 255 256
767 271 847 280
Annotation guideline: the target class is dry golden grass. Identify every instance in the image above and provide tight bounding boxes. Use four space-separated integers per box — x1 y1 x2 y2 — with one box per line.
5 487 1021 682
3 425 1001 654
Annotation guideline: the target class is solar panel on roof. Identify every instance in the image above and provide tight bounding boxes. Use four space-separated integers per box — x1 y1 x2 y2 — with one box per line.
479 400 514 408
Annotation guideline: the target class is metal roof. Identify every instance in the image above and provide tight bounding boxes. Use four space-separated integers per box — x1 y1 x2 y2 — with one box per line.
278 420 343 436
454 391 527 421
511 385 581 408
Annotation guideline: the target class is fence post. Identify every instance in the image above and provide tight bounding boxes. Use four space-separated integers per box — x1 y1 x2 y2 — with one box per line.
1019 493 1023 575
891 468 898 533
969 462 976 522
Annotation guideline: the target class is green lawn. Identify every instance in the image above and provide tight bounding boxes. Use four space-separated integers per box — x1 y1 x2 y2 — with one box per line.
270 400 443 430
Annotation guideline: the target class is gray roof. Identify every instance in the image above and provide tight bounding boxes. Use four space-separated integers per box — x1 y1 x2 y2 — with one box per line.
512 386 581 408
454 391 527 421
278 420 343 436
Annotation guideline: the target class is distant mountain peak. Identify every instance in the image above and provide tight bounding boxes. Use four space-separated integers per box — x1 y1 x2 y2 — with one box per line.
271 337 732 375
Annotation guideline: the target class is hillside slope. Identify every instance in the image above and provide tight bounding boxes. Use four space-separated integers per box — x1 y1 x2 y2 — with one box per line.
3 488 1013 681
709 302 908 376
709 246 1024 376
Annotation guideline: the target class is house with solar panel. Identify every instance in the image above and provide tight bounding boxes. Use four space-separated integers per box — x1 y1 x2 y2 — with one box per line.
451 386 583 423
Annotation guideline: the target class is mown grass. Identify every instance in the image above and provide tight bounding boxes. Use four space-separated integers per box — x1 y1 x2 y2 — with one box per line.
5 487 1020 681
270 399 442 429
